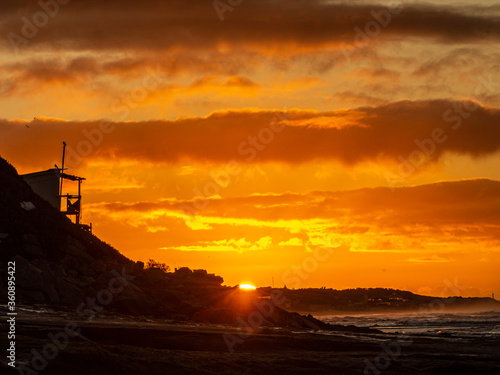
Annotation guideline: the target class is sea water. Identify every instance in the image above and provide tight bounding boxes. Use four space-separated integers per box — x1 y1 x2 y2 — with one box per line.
318 311 500 338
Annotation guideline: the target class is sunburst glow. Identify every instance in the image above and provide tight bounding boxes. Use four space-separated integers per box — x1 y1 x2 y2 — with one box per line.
239 284 257 290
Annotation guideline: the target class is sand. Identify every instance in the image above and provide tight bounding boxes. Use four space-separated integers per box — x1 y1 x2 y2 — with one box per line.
2 309 499 375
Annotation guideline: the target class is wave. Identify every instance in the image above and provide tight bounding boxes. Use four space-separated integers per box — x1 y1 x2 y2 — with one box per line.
318 311 500 338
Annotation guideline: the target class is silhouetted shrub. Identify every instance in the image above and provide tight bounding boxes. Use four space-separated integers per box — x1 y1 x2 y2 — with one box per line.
145 259 170 272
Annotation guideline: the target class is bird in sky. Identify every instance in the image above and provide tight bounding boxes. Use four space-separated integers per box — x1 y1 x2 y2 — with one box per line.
25 117 36 128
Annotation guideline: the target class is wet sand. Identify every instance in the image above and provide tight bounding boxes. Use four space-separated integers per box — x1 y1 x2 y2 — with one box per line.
3 309 500 375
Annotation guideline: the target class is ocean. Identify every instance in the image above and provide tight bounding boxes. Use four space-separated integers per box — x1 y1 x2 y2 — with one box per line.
318 311 500 338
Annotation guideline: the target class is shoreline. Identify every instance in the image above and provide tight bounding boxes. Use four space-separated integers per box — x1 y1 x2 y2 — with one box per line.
2 309 499 375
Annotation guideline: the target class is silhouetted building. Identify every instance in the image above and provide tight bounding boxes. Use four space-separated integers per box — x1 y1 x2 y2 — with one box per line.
22 168 90 231
22 169 61 209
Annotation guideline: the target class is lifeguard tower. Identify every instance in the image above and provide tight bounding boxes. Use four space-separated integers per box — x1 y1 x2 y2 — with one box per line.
22 142 92 232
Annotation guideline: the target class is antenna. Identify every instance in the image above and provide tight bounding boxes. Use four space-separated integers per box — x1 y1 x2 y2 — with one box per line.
60 141 67 196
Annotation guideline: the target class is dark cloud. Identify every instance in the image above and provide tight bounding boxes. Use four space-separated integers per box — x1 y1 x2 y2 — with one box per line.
0 52 264 96
190 75 258 89
1 1 499 52
224 76 258 87
1 100 500 168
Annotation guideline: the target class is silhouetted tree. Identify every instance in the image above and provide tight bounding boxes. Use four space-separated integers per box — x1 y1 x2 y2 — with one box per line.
145 259 170 272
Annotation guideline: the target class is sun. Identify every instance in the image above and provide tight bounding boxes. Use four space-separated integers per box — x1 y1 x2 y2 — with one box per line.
239 283 257 290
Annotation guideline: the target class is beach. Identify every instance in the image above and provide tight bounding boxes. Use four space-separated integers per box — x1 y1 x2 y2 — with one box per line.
3 307 500 375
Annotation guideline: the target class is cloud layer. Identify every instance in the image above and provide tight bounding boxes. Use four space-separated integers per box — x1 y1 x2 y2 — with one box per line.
2 1 500 52
90 178 500 252
2 100 500 169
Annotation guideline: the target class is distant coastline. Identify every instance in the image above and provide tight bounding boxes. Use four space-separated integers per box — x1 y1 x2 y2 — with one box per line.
256 286 500 316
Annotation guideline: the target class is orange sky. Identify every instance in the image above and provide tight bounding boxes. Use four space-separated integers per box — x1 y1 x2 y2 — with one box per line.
1 0 500 297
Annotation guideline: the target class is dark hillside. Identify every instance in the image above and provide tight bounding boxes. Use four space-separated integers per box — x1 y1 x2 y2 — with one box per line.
0 156 351 331
0 155 154 309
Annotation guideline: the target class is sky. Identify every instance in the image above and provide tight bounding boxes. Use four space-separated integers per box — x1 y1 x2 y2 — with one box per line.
1 0 500 297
